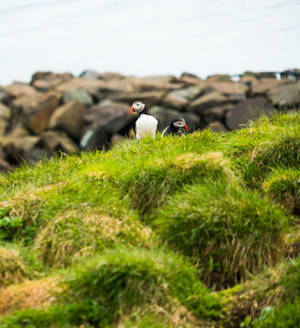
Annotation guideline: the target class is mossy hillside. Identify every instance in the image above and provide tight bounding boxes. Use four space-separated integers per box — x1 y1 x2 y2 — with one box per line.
155 182 289 287
0 247 221 328
0 111 299 327
263 168 300 215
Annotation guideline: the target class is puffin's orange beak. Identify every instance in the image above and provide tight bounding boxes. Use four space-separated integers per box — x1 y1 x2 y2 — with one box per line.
129 106 134 114
185 123 189 131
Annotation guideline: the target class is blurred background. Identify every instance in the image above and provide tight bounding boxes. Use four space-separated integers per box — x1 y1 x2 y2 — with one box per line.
0 0 299 172
1 0 300 84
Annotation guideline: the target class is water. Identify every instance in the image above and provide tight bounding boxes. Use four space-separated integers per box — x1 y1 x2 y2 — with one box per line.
1 0 300 85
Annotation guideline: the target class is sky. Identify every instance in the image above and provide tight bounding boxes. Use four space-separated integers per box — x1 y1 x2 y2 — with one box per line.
1 0 300 85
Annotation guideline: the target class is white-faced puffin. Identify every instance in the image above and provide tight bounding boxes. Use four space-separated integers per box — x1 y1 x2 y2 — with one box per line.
162 118 189 136
129 101 158 139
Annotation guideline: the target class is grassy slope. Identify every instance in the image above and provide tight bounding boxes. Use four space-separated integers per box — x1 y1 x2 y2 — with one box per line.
0 112 299 327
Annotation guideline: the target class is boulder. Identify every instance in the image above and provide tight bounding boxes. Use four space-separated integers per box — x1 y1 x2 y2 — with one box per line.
1 136 42 165
111 90 166 107
56 78 106 93
148 106 201 131
98 72 126 80
252 78 291 95
7 122 29 138
12 92 62 134
62 89 93 106
0 88 7 103
83 101 133 134
204 121 227 132
79 70 102 80
31 72 73 91
4 82 37 100
162 85 209 110
49 100 86 139
267 82 300 107
225 97 275 130
201 104 234 123
187 91 229 115
0 103 11 120
0 158 12 172
80 126 110 151
179 72 202 85
256 72 276 79
128 75 182 91
0 117 8 135
209 81 248 101
207 74 232 82
41 131 79 153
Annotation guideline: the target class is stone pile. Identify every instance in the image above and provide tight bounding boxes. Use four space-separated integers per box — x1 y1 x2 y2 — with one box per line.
0 69 299 172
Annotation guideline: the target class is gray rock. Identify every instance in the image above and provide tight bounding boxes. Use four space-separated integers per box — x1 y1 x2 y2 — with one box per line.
79 70 102 80
162 85 208 110
187 91 229 114
267 82 300 107
225 97 275 130
49 100 87 139
12 92 62 134
63 89 93 106
31 72 73 91
0 103 11 120
204 121 227 132
0 117 8 135
83 101 133 134
202 104 234 123
148 106 201 131
41 130 79 153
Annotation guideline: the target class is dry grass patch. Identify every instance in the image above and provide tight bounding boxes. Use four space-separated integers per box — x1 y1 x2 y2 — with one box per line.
34 209 155 268
0 277 60 316
0 248 30 288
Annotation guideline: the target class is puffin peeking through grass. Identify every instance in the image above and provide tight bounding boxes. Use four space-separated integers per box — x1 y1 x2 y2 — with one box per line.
162 118 189 136
129 101 158 139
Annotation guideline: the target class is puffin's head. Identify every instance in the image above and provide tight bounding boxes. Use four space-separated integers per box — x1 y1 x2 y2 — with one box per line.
172 118 189 131
130 101 145 114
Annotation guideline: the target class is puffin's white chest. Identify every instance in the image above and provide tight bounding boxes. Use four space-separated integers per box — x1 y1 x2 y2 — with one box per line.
135 114 158 139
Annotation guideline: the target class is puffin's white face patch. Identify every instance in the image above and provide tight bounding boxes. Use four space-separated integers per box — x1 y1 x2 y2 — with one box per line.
174 120 185 128
132 101 145 112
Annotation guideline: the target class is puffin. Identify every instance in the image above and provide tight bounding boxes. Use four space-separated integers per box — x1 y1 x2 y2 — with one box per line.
129 101 158 139
162 118 189 136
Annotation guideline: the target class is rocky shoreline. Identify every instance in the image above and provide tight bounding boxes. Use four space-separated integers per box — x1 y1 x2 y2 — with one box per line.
0 69 299 172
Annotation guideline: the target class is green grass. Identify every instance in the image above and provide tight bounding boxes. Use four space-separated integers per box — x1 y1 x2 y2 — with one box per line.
0 111 299 327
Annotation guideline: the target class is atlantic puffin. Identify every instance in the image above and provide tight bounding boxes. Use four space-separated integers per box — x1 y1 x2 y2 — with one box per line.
129 101 158 139
162 118 189 136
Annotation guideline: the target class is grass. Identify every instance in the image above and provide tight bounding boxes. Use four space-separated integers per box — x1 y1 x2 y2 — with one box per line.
0 111 299 327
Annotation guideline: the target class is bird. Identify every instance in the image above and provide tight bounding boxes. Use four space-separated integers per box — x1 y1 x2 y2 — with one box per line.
129 101 158 139
162 118 189 136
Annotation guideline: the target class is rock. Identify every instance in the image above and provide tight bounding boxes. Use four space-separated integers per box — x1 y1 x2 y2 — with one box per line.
202 104 234 123
79 70 102 80
281 69 300 82
267 82 300 107
210 81 248 101
0 88 7 103
256 72 276 79
56 78 106 93
179 72 202 85
0 103 11 120
148 106 201 131
0 117 8 135
204 121 227 132
12 92 62 134
7 122 29 138
4 82 37 100
252 78 291 95
62 89 93 106
49 100 86 139
162 85 209 110
31 72 73 91
187 91 229 114
1 136 42 165
41 131 79 153
128 75 181 91
83 101 132 134
0 158 12 172
80 126 110 150
207 74 232 82
111 90 166 107
225 97 275 130
99 72 126 80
